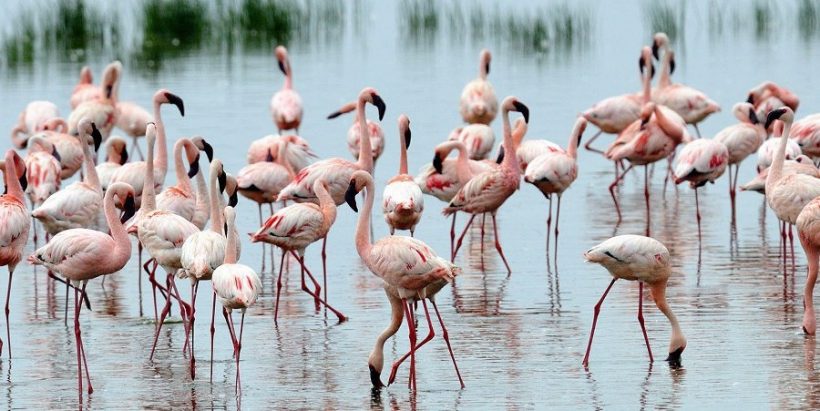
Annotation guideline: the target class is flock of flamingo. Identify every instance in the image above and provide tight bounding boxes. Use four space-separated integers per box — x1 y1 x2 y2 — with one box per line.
4 32 820 401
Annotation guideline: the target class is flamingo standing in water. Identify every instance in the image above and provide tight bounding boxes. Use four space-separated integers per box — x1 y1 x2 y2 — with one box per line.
28 182 135 401
383 115 424 235
36 118 84 179
765 107 820 269
270 46 303 134
212 206 261 394
154 137 203 222
740 155 818 194
96 136 129 192
673 138 729 239
70 66 96 109
0 150 31 357
797 197 820 335
346 170 464 389
246 134 315 171
714 102 767 207
445 96 529 274
68 61 121 139
523 117 587 256
237 137 296 226
327 101 386 164
582 235 686 367
448 124 495 160
251 178 347 323
10 100 60 148
460 49 498 125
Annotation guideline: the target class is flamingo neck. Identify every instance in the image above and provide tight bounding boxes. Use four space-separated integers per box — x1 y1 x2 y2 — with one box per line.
500 109 520 175
143 135 157 212
650 281 686 354
566 120 584 159
658 48 672 89
399 133 408 176
642 62 652 103
768 120 792 188
104 188 131 269
315 183 337 235
224 214 238 264
284 61 293 90
152 101 169 183
172 140 193 194
355 180 375 260
654 107 685 143
81 136 101 192
3 156 24 201
368 290 404 382
355 99 374 173
277 139 296 179
208 167 222 234
449 142 472 184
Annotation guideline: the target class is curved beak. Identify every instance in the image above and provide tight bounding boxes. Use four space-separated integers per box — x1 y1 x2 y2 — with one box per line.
91 123 103 151
369 364 385 388
120 148 129 165
187 154 200 178
371 94 387 121
512 101 529 123
278 60 286 75
164 92 185 117
665 346 684 367
433 153 443 174
765 108 787 129
345 181 359 212
121 195 136 224
404 127 412 149
229 191 239 207
202 139 214 162
495 145 505 164
652 41 660 59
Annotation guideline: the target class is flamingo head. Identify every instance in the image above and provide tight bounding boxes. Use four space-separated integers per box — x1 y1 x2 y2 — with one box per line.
345 170 374 212
191 136 213 162
639 47 655 79
398 114 411 149
153 89 185 117
226 174 239 207
275 45 288 74
651 32 669 59
359 87 387 121
501 96 529 123
765 106 794 129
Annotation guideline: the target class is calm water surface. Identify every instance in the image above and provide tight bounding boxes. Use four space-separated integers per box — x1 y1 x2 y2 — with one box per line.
2 0 820 409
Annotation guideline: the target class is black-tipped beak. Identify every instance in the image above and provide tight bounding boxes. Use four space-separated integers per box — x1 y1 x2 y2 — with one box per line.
495 145 505 164
106 85 113 99
746 93 755 105
120 148 129 165
187 155 200 178
19 173 27 191
229 191 239 207
404 127 411 149
485 61 490 76
669 57 675 75
121 195 136 224
512 101 529 123
433 154 443 174
652 41 659 60
218 170 227 193
369 364 385 388
345 181 359 212
224 222 228 236
165 92 185 117
749 108 759 125
327 110 343 120
202 139 214 162
639 56 645 74
51 146 62 162
371 93 387 121
649 62 656 79
665 346 684 367
278 60 286 75
765 108 787 129
91 123 103 151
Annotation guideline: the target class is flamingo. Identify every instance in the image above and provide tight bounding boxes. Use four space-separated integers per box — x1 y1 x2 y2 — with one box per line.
24 135 63 209
154 137 202 221
250 178 347 323
448 124 495 160
327 101 386 164
34 118 85 179
115 100 152 160
0 150 31 357
345 170 464 389
765 107 820 270
797 197 820 334
190 137 214 230
246 134 315 171
28 182 135 401
32 120 103 236
513 119 565 172
96 136 129 192
136 124 199 359
460 49 498 125
747 81 800 132
445 96 529 274
383 115 424 236
714 102 767 205
652 33 720 137
181 159 236 380
673 138 729 238
68 61 121 139
212 206 261 394
270 46 303 134
582 235 687 366
278 87 385 205
756 134 802 172
70 66 97 109
10 100 60 148
523 117 587 256
739 155 818 194
788 113 820 160
237 137 296 226
109 89 184 208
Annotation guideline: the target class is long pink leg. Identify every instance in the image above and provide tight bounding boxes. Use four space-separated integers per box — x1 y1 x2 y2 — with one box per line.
609 164 633 222
790 224 796 272
292 252 347 322
189 280 199 380
432 299 465 388
583 129 605 154
74 285 83 402
138 242 143 317
695 188 702 242
258 204 266 272
449 213 457 260
408 304 416 390
4 267 13 358
387 298 435 386
492 214 512 274
480 213 486 255
233 310 246 394
209 290 216 383
452 214 477 262
553 194 562 262
168 277 192 354
644 165 651 236
78 282 93 394
322 236 328 304
222 307 238 357
582 278 617 366
274 251 286 324
546 194 553 254
144 258 164 323
637 282 654 362
149 273 174 360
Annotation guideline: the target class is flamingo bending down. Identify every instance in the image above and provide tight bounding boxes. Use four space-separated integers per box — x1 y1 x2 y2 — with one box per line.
10 100 60 148
278 87 385 205
212 206 261 394
237 136 296 226
346 170 464 389
271 46 303 134
327 101 386 164
582 235 686 366
460 49 498 125
0 150 31 357
714 102 767 205
383 115 424 235
96 137 129 192
250 178 347 323
246 134 315 171
28 182 135 401
673 138 729 238
740 155 818 194
448 124 495 160
797 197 820 334
523 117 586 256
445 96 529 274
68 61 122 139
70 66 97 109
32 120 103 236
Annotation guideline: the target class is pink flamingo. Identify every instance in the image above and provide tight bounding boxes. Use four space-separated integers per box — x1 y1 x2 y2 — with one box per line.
96 136 129 192
36 118 84 179
460 49 498 125
789 113 820 160
246 134 315 171
765 107 820 270
32 120 103 236
747 81 800 132
327 101 386 164
278 87 385 205
10 100 60 148
740 155 818 194
109 89 184 208
797 196 820 334
445 96 529 274
448 124 495 160
68 61 121 139
582 235 686 366
383 115 424 235
270 46 303 134
673 138 729 238
250 178 347 323
70 66 97 109
346 170 464 389
0 150 31 357
115 100 152 160
213 206 261 394
523 117 587 255
136 124 199 359
756 133 802 172
24 135 63 209
190 140 213 230
513 119 564 172
714 102 767 205
154 137 202 221
28 181 135 401
237 137 296 226
652 33 720 137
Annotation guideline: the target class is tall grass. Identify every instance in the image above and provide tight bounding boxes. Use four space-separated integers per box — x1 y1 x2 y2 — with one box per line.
643 0 685 43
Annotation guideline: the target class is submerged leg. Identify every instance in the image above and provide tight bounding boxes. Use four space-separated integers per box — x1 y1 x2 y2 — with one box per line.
637 282 654 362
292 252 347 322
452 214 477 262
492 213 512 274
582 278 617 366
432 299 465 388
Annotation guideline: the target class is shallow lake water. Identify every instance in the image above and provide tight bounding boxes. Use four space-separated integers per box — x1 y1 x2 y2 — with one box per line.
3 0 820 409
